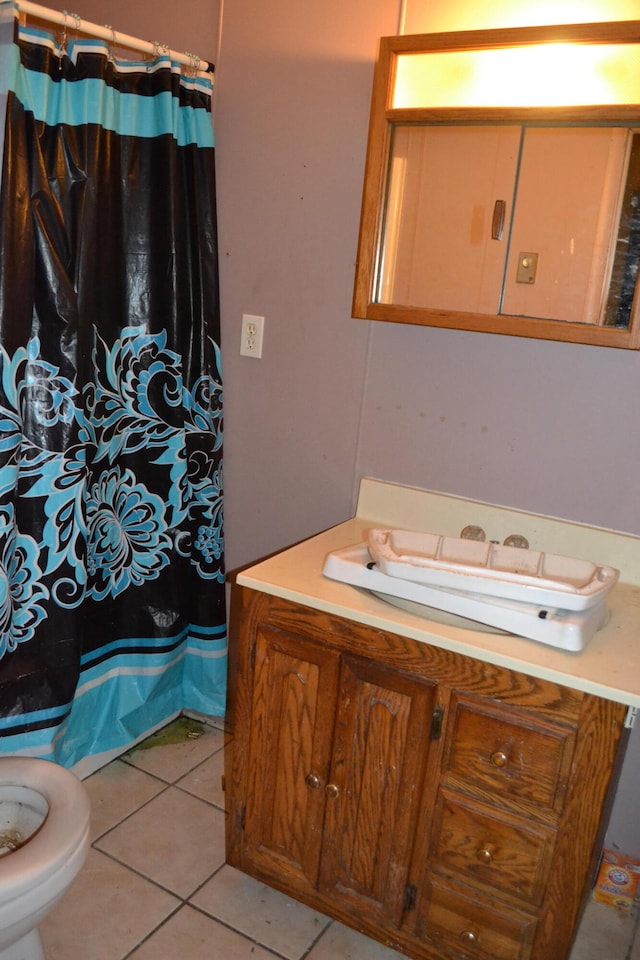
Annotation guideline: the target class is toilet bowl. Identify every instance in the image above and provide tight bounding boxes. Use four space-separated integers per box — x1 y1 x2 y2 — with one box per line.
0 758 90 960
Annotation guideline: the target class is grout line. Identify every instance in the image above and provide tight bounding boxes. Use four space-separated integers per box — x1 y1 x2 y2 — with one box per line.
173 780 227 812
298 919 336 959
185 859 228 900
186 900 289 959
87 844 193 901
89 780 172 844
120 900 184 960
119 742 225 783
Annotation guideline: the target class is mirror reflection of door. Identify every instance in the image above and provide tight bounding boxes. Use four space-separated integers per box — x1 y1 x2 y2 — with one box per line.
379 125 520 314
503 127 628 324
379 124 638 327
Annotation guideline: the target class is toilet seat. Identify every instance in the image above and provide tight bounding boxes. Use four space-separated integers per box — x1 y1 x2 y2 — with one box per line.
0 758 90 904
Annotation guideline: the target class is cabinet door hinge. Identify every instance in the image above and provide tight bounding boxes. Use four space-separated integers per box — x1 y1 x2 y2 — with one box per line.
430 704 444 741
403 883 417 912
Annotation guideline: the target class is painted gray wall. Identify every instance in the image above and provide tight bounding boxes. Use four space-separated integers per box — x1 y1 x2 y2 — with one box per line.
214 0 396 570
359 323 640 536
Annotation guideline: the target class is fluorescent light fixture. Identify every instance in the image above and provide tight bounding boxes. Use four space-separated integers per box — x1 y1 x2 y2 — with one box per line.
393 42 640 108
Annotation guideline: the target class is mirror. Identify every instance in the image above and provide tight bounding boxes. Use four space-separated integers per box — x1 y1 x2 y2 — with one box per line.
352 22 640 348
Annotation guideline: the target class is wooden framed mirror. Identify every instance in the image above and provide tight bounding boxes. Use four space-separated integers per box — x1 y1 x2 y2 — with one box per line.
352 22 640 348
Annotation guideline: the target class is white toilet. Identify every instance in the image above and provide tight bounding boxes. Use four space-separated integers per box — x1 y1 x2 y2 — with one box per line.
0 758 90 960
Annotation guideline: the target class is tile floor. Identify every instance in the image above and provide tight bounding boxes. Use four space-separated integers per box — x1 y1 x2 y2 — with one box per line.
40 717 640 960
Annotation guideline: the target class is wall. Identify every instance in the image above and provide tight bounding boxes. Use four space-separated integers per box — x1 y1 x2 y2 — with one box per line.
358 0 640 540
37 0 222 65
33 0 640 853
214 0 397 571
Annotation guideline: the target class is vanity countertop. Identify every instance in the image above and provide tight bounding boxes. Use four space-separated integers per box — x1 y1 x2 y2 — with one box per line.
236 479 640 708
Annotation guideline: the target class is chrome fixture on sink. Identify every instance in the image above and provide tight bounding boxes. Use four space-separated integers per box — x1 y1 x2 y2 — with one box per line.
460 525 486 541
461 528 530 550
504 534 530 549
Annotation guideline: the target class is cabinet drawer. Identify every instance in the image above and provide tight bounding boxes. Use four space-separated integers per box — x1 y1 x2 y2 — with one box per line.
429 790 556 906
443 694 575 814
418 873 536 960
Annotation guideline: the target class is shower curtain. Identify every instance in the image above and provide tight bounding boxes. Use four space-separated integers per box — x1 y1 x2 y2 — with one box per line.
0 2 225 774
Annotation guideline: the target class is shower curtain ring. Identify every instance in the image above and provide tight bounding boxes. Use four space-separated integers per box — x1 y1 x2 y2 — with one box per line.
70 12 80 43
104 24 116 64
57 10 68 71
147 40 161 71
58 11 80 67
185 51 199 78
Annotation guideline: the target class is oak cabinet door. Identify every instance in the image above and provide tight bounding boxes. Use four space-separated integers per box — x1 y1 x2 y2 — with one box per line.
243 624 340 892
319 655 438 927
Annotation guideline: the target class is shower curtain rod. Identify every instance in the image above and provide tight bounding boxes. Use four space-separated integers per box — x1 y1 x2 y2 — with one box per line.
16 0 212 75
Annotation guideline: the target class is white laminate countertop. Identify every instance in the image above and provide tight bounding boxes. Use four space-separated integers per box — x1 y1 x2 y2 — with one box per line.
236 479 640 708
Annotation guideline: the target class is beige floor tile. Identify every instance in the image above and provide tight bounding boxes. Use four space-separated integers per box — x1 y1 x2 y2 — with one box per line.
39 848 179 960
569 899 634 959
123 723 226 782
127 904 279 959
306 921 406 960
95 786 226 898
177 747 225 809
191 864 330 960
85 759 166 842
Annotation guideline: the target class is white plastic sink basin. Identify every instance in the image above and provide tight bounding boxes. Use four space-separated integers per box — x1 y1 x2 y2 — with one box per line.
322 540 612 652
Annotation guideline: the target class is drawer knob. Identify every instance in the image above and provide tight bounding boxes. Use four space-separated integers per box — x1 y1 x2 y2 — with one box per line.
477 846 494 864
490 750 508 768
325 783 340 799
460 930 479 946
305 773 322 790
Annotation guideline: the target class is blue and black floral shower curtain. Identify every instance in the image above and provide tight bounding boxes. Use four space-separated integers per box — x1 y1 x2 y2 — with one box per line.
0 2 225 773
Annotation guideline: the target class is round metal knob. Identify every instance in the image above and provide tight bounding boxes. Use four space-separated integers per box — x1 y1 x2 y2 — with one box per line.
503 533 529 550
305 773 321 790
325 783 340 799
490 750 508 768
460 930 478 946
477 846 493 864
460 525 486 542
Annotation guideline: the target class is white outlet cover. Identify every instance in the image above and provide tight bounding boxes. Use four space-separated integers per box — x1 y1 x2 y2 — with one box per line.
240 314 265 358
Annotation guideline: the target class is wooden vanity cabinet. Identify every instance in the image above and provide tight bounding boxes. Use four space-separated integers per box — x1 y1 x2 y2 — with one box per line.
226 587 627 960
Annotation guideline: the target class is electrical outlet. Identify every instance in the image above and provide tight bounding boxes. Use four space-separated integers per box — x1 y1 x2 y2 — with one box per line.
240 314 265 358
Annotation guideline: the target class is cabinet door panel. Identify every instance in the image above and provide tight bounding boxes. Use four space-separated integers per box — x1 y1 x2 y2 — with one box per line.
320 656 438 925
244 626 339 890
